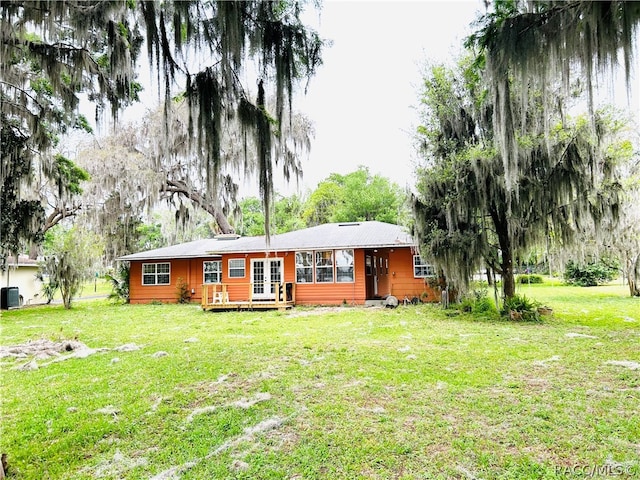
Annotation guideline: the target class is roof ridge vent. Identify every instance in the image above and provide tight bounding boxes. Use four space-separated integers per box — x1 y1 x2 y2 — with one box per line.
215 233 241 240
338 222 361 227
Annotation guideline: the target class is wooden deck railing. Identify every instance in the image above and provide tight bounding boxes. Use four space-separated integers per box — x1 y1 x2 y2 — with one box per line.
201 282 296 309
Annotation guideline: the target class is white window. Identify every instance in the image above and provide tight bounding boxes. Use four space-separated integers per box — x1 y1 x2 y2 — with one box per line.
295 251 313 283
142 262 170 285
203 260 222 284
413 255 435 278
315 250 334 283
228 258 245 278
335 249 354 283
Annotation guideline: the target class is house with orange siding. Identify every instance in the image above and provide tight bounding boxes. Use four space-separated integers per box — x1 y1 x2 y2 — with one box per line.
119 221 438 309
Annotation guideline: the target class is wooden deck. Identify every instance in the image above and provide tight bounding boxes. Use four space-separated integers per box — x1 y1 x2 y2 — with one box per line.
201 282 296 311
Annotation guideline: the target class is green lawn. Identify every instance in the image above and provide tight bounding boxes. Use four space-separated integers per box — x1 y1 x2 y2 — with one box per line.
1 284 639 479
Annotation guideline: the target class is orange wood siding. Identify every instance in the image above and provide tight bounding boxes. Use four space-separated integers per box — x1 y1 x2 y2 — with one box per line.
129 258 209 304
387 248 439 302
128 246 436 305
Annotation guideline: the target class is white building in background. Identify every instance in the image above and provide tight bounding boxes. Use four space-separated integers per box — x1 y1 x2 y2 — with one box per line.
1 256 43 306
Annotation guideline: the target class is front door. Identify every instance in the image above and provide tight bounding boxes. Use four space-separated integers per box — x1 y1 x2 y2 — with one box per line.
365 252 379 299
251 258 282 300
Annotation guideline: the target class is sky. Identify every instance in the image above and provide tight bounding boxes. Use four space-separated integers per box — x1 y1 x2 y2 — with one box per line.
271 0 487 195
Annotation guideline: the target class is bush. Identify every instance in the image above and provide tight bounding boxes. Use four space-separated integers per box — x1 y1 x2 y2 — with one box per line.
564 260 617 287
459 289 498 316
105 263 130 303
517 274 544 284
502 294 541 322
176 277 191 303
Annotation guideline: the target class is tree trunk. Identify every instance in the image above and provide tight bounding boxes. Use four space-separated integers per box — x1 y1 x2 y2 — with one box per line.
486 267 493 286
628 254 640 297
501 252 516 299
489 204 516 299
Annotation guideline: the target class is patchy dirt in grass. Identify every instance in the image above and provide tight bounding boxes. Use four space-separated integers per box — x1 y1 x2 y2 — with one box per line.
150 416 288 480
0 339 142 370
94 405 121 419
565 332 598 339
185 392 272 423
82 449 148 478
287 306 357 318
533 355 561 367
605 360 640 370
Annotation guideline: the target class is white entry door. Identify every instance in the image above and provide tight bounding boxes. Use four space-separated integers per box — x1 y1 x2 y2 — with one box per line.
251 259 282 300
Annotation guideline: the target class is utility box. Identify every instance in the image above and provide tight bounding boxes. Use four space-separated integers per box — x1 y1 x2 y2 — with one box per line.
1 286 20 309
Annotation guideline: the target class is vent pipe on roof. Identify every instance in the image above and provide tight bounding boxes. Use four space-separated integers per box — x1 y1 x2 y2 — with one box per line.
214 234 241 240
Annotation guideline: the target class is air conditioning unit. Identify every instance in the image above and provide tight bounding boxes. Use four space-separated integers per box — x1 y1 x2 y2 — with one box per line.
1 287 20 309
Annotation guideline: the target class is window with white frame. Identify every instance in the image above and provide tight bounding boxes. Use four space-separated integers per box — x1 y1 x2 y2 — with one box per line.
142 262 170 285
413 255 435 278
335 249 354 283
203 260 222 284
228 258 245 278
315 250 334 283
295 251 313 283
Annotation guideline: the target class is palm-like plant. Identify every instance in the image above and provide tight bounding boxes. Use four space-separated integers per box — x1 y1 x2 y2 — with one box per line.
105 263 130 304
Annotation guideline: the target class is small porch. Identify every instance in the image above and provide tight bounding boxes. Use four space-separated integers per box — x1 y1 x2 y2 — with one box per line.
201 282 296 311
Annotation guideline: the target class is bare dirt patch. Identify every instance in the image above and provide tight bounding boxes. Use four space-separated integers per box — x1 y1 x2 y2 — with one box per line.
0 339 141 370
0 339 89 360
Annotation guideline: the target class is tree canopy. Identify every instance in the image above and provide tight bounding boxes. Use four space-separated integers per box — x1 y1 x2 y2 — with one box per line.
232 167 408 237
302 166 408 226
412 58 627 300
467 0 640 194
1 0 323 266
411 1 640 301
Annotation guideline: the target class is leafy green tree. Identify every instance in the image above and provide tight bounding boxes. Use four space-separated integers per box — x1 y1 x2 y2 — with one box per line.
303 167 407 226
41 227 103 309
412 60 623 300
456 1 640 299
235 194 306 236
1 1 139 264
0 126 45 267
302 181 344 226
273 194 307 233
598 133 640 296
41 154 90 236
332 167 406 224
136 222 166 252
236 197 266 237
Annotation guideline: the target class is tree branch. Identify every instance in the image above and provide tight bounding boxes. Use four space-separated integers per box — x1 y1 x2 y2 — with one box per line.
162 179 234 233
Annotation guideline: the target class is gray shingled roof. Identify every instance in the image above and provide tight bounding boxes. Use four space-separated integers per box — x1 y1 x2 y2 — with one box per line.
119 221 415 261
118 238 222 261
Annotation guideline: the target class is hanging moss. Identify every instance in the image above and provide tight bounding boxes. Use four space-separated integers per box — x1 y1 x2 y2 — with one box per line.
1 0 323 262
469 1 640 195
413 59 627 300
